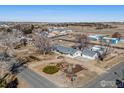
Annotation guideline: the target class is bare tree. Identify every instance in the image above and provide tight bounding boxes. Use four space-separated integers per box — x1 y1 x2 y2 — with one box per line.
0 30 24 76
112 32 122 40
33 33 52 55
97 40 113 61
0 56 19 88
104 39 115 55
0 29 25 88
0 50 16 78
13 24 34 35
76 34 89 50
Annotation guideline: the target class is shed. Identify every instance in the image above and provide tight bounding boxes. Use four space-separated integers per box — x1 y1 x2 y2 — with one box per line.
103 37 119 44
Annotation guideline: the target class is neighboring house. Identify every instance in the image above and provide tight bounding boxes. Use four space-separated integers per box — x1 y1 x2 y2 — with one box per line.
88 35 103 41
0 24 9 28
103 37 120 44
48 28 73 38
35 31 49 37
91 45 102 51
59 30 66 35
53 45 82 58
90 45 105 55
88 34 120 44
81 49 98 60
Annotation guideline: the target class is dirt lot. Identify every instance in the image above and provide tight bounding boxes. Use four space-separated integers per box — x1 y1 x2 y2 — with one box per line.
26 55 106 87
68 24 124 36
94 51 124 70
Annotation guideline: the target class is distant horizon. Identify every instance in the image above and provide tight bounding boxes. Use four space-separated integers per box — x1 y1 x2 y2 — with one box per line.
0 5 124 22
0 21 124 23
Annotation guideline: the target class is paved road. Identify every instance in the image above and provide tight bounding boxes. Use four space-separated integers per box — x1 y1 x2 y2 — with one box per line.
83 62 124 88
18 67 58 88
17 61 124 88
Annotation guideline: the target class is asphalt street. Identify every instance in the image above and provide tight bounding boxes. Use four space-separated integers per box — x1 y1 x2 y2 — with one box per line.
83 62 124 88
18 67 58 88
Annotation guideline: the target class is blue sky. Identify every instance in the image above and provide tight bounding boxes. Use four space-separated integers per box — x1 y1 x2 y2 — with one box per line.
0 5 124 22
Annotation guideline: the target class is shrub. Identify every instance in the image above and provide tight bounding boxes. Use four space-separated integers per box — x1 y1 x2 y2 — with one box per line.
43 65 59 74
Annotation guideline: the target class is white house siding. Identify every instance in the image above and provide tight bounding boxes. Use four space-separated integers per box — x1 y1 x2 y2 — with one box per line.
72 51 82 57
88 36 99 41
81 53 98 60
65 51 82 58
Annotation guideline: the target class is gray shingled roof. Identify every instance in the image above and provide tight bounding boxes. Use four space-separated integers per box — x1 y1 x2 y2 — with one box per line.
82 49 97 57
53 45 78 55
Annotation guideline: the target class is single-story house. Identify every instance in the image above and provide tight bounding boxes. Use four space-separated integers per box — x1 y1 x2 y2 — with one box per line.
53 45 82 58
90 45 105 56
53 45 103 60
81 49 98 60
90 45 105 51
